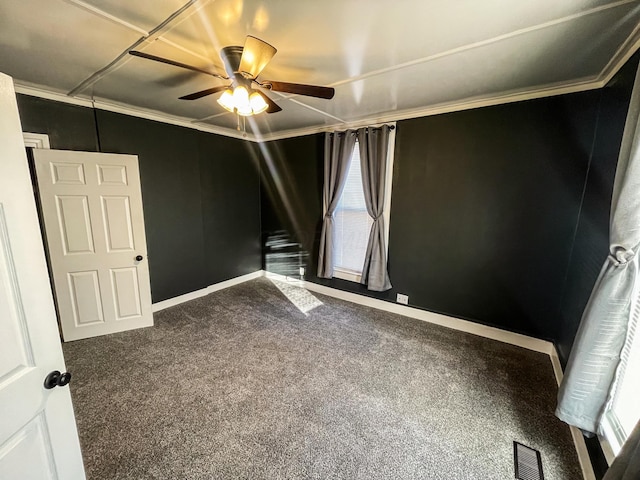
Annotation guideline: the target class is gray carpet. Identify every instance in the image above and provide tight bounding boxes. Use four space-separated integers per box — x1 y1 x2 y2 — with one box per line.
63 277 583 479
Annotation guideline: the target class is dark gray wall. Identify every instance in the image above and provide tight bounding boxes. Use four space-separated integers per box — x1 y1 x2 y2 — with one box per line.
258 135 323 278
197 130 262 284
97 111 208 301
557 56 639 367
16 95 261 302
389 95 599 341
554 56 639 480
260 57 638 350
17 95 99 152
260 94 598 340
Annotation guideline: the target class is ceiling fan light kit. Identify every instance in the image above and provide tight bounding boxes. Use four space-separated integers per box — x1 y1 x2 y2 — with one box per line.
130 35 334 118
217 85 269 116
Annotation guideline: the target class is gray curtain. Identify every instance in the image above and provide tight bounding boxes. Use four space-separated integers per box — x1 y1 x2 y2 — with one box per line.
556 63 640 433
358 126 392 291
603 420 640 480
317 130 357 279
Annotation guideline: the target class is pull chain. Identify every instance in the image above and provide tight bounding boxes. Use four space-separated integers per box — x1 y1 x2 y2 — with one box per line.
235 114 247 133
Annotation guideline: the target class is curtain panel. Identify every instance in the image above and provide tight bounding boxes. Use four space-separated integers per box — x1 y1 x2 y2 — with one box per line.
317 130 357 279
358 126 393 291
556 64 640 434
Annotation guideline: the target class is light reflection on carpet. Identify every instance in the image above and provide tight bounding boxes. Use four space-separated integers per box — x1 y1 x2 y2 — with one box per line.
269 278 323 315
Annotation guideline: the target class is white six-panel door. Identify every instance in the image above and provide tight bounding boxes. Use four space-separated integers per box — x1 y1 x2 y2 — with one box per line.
0 73 85 479
33 150 153 341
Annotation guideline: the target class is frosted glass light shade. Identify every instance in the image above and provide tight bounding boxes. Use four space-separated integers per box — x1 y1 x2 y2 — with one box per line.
238 36 276 78
249 92 268 114
218 86 269 116
233 86 252 116
217 89 235 112
233 86 249 106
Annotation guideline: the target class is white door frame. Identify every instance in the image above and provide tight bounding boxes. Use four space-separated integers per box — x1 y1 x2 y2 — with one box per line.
23 132 51 150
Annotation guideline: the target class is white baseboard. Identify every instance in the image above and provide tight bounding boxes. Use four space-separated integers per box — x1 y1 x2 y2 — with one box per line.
549 346 565 386
265 272 553 354
154 269 555 354
151 270 263 312
570 426 597 480
550 347 597 480
153 270 555 354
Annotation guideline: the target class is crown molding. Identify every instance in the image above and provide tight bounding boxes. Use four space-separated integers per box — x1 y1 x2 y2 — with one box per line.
5 72 610 145
13 81 255 141
255 76 603 142
8 75 607 144
12 32 639 145
599 21 640 85
14 83 94 108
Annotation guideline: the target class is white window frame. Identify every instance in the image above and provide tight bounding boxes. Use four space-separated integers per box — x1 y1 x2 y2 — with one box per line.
332 125 396 283
600 259 640 460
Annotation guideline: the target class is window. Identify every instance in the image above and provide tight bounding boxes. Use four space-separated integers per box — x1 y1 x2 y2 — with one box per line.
332 132 394 283
333 141 372 279
601 274 640 455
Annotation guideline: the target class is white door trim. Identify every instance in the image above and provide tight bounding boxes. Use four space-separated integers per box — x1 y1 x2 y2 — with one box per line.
22 132 50 149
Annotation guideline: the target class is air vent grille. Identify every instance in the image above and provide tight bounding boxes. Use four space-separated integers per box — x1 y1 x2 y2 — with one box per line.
513 441 544 480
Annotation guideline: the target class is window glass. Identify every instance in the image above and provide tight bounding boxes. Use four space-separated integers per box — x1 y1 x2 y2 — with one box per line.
605 281 640 450
333 141 373 274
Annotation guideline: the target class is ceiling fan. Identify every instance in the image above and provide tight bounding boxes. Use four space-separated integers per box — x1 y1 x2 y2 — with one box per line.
129 35 335 116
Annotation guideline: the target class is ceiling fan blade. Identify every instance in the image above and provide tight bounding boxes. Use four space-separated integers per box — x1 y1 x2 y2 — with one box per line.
129 51 227 80
179 85 230 100
238 36 277 78
253 90 282 113
264 81 335 99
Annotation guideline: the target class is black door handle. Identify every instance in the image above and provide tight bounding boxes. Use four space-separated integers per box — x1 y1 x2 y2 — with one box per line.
135 255 143 261
44 370 72 389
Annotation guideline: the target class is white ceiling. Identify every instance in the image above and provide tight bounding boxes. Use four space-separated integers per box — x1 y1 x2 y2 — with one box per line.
1 0 639 141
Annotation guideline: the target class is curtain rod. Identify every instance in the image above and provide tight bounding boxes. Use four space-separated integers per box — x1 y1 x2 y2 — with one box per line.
330 125 395 135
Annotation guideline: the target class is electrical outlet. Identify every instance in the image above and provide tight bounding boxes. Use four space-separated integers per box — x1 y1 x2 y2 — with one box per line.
396 293 408 305
299 267 305 276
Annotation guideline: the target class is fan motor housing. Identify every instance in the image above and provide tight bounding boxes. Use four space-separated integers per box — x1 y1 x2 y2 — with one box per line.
220 46 244 78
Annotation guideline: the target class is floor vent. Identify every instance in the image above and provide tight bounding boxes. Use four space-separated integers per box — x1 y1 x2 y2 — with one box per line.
513 441 544 480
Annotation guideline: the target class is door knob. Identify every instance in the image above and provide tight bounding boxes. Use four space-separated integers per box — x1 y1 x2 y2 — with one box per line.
44 370 72 389
135 255 143 261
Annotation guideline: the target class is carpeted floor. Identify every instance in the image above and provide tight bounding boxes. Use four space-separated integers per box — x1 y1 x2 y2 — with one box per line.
63 277 583 479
